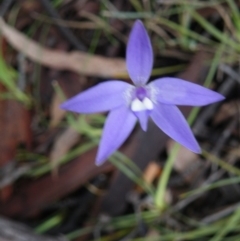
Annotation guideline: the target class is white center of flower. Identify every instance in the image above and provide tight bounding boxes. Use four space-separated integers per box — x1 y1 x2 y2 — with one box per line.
131 97 153 112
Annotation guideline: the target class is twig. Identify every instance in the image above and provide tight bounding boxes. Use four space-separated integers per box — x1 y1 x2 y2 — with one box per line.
211 118 237 155
200 202 240 224
0 17 126 78
0 162 30 189
219 64 240 84
172 169 226 212
17 53 27 91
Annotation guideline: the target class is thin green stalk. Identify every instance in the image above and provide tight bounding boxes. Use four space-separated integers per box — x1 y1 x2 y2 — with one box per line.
102 0 228 19
154 144 180 209
52 0 63 8
66 226 94 240
89 28 101 54
114 152 148 178
209 208 240 241
33 24 51 112
66 210 158 240
109 154 155 196
156 16 217 46
53 81 102 136
179 3 192 49
226 0 240 32
181 176 240 198
151 64 186 76
131 220 227 241
130 0 143 12
190 10 240 52
203 150 240 176
0 53 31 105
157 0 227 17
27 141 96 177
109 210 157 228
35 214 63 234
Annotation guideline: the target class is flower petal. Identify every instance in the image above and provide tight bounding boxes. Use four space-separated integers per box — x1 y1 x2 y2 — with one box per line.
61 81 132 113
126 20 153 85
96 106 137 165
133 110 149 131
150 103 201 153
149 78 225 106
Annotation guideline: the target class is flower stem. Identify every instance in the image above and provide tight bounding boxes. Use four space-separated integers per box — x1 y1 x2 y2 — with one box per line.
154 143 180 209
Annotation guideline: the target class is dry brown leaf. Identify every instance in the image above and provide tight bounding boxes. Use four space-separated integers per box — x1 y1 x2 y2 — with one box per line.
49 93 66 128
50 127 80 173
0 18 127 78
135 161 161 193
0 147 113 218
146 229 160 238
0 94 32 201
0 99 31 167
143 161 161 184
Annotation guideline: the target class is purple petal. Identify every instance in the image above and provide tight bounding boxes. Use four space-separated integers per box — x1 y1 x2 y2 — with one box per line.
96 106 137 165
150 103 201 153
61 81 132 113
149 78 225 106
133 111 149 131
126 20 153 86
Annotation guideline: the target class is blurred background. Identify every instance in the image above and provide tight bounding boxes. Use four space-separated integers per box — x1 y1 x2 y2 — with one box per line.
0 0 239 240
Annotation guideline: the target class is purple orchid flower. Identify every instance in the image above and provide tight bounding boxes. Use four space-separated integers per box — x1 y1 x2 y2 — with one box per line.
61 20 224 166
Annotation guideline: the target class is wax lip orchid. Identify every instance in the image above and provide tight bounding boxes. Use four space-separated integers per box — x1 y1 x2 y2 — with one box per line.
61 20 225 166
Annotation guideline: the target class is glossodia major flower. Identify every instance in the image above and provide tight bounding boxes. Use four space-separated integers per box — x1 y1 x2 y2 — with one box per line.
61 20 225 166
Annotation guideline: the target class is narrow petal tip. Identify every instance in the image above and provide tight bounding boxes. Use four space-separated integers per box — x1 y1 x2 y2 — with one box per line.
150 78 226 106
60 101 69 110
95 156 106 166
151 104 202 154
195 147 202 154
215 93 225 102
126 20 153 85
59 81 131 114
189 143 202 154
